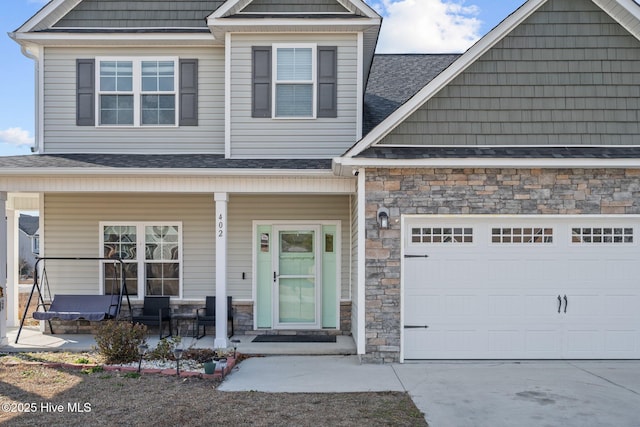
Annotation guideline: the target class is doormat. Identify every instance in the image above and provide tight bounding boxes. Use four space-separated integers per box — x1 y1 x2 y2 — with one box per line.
252 335 337 343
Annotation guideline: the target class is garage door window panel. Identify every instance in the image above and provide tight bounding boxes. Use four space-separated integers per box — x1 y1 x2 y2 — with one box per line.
411 227 473 243
491 227 553 244
571 227 633 244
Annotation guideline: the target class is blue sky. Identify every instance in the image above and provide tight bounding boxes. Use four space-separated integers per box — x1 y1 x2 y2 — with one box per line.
0 0 526 157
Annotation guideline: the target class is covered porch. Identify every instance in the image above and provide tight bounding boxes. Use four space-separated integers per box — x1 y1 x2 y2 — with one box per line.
0 154 363 354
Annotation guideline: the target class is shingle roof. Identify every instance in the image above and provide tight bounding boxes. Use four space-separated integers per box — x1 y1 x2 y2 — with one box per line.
358 146 640 159
0 154 332 170
363 54 460 136
19 214 39 236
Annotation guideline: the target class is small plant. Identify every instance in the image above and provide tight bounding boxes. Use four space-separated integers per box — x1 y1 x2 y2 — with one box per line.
75 357 91 364
94 321 147 365
147 336 182 362
81 366 104 375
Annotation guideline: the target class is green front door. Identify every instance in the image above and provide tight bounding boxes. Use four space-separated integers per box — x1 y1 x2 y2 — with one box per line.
273 226 321 328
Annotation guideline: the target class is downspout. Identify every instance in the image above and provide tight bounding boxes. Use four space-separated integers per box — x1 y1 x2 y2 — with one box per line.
20 44 41 154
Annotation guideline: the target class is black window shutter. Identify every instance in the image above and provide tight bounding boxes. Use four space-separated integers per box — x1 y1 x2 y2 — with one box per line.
317 46 337 118
76 59 95 126
252 46 272 118
179 59 198 126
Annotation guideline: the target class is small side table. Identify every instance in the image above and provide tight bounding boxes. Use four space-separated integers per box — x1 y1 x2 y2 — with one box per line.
172 313 197 338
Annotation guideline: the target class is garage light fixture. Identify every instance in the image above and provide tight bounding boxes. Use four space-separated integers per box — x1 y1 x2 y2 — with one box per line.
377 207 390 229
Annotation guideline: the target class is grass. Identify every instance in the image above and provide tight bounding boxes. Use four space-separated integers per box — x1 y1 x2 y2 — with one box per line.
0 353 428 426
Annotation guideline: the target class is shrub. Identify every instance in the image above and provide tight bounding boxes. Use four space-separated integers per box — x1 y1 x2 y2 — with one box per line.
94 321 147 365
146 336 182 362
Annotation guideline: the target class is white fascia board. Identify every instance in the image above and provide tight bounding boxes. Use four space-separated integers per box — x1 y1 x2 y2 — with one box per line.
336 0 382 18
209 0 250 19
208 17 380 32
0 168 337 177
594 0 640 39
332 156 640 175
343 0 549 158
15 0 80 33
11 32 217 47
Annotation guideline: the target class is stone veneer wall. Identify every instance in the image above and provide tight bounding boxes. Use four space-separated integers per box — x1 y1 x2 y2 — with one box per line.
363 167 640 363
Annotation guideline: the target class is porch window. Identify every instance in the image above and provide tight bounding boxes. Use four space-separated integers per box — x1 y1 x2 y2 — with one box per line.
101 222 182 298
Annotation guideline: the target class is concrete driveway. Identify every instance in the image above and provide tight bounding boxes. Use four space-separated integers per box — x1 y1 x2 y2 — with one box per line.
394 361 640 427
221 356 640 427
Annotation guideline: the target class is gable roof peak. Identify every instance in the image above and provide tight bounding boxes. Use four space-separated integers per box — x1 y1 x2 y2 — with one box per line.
343 0 640 158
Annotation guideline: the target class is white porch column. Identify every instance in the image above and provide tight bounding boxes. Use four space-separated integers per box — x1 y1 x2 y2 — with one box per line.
214 192 228 349
6 209 18 327
0 193 7 345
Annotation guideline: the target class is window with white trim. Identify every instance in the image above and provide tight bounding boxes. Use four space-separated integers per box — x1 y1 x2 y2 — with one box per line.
491 227 553 244
273 44 316 118
101 223 182 298
97 58 177 126
31 234 40 255
571 227 633 244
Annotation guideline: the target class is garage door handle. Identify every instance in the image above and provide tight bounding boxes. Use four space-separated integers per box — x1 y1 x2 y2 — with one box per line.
558 295 562 313
404 325 429 329
404 255 429 258
563 295 568 313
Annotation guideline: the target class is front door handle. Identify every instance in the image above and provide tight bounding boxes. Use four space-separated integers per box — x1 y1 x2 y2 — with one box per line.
558 295 562 313
273 272 277 283
564 295 568 313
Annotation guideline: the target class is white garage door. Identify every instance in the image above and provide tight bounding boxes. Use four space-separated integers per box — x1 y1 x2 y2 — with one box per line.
403 216 640 360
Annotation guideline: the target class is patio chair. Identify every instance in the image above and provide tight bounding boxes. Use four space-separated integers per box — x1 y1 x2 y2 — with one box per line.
196 296 234 339
131 296 172 339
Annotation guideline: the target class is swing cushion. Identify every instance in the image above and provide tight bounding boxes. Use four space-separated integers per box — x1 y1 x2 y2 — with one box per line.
33 294 121 321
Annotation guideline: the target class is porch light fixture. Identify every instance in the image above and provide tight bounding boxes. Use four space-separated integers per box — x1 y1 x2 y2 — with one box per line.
377 208 390 229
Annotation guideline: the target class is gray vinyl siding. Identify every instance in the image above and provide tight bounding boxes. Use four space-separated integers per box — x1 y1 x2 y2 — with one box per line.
230 33 358 158
43 193 215 299
53 0 224 28
43 47 224 154
241 0 349 13
380 0 640 147
227 194 351 300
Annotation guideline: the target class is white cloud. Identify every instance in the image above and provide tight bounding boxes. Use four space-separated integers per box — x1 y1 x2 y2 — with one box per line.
371 0 482 53
0 128 34 146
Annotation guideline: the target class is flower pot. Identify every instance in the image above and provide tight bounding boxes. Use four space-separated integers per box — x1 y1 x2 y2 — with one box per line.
203 361 216 375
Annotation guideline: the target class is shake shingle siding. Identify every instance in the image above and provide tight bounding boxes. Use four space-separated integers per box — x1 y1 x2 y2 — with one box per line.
378 0 640 147
240 0 349 14
53 0 225 28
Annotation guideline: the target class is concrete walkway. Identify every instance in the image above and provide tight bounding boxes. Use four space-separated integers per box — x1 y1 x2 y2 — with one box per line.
221 356 640 427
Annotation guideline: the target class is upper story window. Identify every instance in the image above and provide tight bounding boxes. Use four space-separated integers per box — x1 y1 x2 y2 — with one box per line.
251 45 337 119
96 58 177 127
274 45 316 118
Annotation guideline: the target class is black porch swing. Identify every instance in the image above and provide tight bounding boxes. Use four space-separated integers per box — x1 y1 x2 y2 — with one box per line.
15 257 132 344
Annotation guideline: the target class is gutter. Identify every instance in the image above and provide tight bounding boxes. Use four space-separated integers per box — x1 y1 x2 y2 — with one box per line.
0 167 343 178
332 156 640 176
